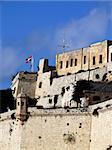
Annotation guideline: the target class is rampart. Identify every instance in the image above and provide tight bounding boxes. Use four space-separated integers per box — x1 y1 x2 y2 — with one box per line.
0 99 112 150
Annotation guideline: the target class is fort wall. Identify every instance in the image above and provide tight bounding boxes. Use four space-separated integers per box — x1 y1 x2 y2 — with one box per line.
20 109 91 150
11 72 37 99
89 99 112 150
2 40 111 150
0 99 112 150
35 67 107 101
90 107 112 150
0 109 91 150
56 40 111 76
0 111 21 150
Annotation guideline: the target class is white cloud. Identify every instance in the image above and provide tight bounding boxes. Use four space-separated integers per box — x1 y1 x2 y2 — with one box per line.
0 47 23 81
54 8 110 50
0 7 111 83
25 8 111 54
26 30 52 52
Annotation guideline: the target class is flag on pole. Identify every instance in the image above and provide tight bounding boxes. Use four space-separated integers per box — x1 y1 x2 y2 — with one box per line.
25 56 32 63
25 55 34 72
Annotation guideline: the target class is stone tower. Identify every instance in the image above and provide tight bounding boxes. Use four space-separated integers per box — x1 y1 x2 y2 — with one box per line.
16 89 28 121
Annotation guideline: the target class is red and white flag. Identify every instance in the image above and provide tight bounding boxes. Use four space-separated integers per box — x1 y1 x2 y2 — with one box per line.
26 56 32 63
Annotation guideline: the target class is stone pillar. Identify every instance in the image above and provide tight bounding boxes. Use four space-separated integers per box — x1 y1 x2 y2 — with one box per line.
38 59 48 73
16 89 28 121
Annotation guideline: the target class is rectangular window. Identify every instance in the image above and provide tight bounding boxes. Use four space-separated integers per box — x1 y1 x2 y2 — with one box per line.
13 87 16 94
60 61 63 69
93 56 95 65
111 53 112 62
18 102 19 106
99 55 102 63
84 56 86 64
49 99 52 104
66 61 69 68
75 59 77 66
39 82 42 88
70 59 73 67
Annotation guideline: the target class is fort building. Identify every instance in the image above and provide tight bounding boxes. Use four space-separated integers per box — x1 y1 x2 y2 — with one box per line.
0 40 112 150
56 40 112 75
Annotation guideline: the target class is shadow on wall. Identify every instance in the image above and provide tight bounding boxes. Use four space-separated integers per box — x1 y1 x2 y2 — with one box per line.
27 96 37 107
72 80 91 104
0 89 16 113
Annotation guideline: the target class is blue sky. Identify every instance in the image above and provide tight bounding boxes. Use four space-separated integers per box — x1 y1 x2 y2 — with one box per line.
0 1 112 89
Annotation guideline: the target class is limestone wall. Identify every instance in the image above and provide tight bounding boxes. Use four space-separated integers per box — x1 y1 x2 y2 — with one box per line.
35 67 108 107
109 46 112 62
0 109 91 150
90 103 112 150
0 101 112 150
11 72 37 99
56 49 82 75
18 109 91 150
56 40 109 76
0 111 21 150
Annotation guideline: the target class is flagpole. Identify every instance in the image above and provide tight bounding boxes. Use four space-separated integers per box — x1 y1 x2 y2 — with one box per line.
30 61 32 72
31 56 34 72
26 56 34 72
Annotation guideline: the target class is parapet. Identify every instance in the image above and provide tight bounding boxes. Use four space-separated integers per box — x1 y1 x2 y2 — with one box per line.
11 71 37 99
12 71 37 85
38 59 56 74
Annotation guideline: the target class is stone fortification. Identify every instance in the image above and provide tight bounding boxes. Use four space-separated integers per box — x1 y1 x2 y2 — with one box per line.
56 40 112 75
10 40 112 109
0 40 112 150
0 99 112 150
11 72 37 99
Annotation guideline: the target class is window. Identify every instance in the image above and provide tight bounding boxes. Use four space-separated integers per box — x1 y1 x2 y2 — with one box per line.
93 56 95 65
84 56 86 64
111 53 112 62
70 59 73 67
39 82 42 88
21 101 24 106
75 59 77 66
60 61 63 69
49 99 52 104
66 61 69 68
54 95 58 104
13 87 16 94
18 102 20 106
95 74 100 79
99 55 102 63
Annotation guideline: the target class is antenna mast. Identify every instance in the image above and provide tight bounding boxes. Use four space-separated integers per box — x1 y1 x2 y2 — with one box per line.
58 39 69 53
